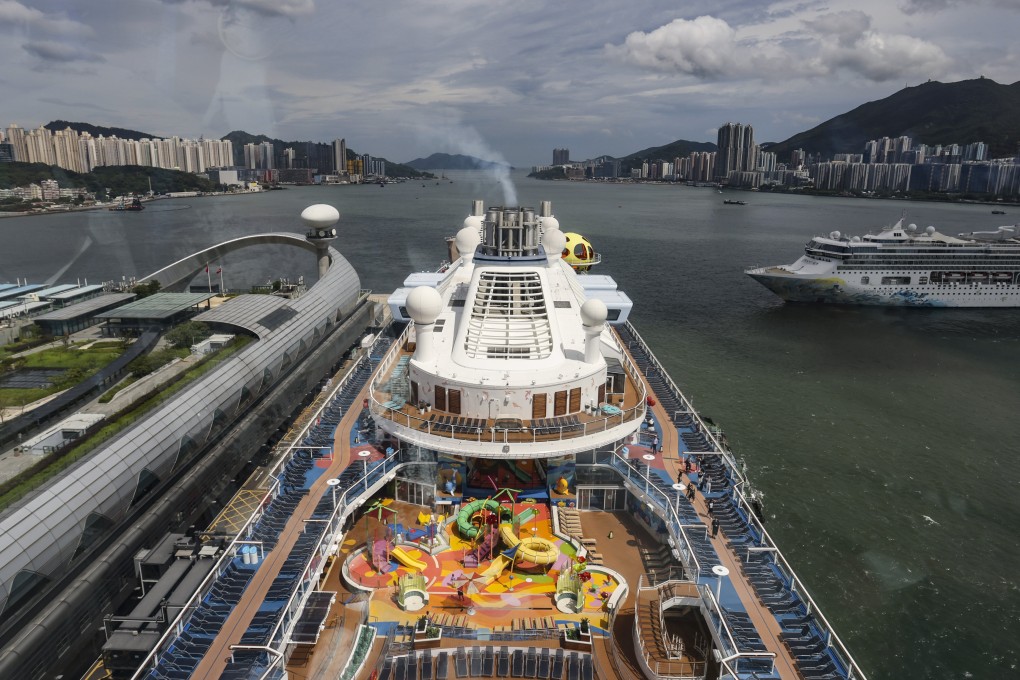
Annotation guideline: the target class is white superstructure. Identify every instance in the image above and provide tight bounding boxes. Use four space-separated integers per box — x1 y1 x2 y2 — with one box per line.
377 201 640 458
746 219 1020 306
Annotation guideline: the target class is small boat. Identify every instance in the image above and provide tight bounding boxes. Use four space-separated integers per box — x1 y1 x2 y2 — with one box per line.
723 199 747 206
109 197 144 211
992 209 1006 215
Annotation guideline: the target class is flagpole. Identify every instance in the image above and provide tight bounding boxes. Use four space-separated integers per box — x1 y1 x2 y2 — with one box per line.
206 264 212 292
218 265 224 293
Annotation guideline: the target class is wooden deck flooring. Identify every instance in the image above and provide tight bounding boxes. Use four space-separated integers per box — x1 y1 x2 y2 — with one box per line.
631 354 802 680
189 380 372 679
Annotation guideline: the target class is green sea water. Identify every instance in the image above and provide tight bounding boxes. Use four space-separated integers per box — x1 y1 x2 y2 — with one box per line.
2 171 1018 678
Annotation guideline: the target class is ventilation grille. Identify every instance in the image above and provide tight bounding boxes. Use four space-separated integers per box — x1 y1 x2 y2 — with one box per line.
464 271 551 359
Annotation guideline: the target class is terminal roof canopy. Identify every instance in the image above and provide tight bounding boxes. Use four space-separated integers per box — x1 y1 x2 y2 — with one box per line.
94 293 215 320
33 293 137 322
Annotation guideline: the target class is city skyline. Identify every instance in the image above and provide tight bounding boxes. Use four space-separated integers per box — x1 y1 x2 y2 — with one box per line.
1 1 1017 167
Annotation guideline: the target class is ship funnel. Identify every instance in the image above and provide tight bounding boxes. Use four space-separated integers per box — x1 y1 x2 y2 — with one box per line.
479 206 542 258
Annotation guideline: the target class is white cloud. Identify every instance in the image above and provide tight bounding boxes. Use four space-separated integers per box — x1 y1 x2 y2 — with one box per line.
803 10 871 47
605 16 740 78
820 32 950 81
901 0 1020 13
606 11 951 84
0 0 92 35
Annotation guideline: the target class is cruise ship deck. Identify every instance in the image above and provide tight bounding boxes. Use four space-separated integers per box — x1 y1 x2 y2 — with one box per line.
116 202 865 680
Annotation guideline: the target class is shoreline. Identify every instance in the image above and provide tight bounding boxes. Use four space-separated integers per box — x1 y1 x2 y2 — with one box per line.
526 176 1018 208
0 191 262 219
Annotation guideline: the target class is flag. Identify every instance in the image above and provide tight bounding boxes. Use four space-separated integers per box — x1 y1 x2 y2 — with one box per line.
205 265 209 273
216 266 222 274
501 545 520 560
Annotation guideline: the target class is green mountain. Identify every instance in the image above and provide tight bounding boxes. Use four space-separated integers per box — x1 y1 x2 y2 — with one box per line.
617 139 718 164
44 120 156 141
0 162 214 195
405 153 511 170
767 78 1020 161
220 130 430 177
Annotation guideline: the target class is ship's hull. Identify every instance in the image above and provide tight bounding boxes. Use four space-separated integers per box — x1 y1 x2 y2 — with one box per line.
748 268 1020 307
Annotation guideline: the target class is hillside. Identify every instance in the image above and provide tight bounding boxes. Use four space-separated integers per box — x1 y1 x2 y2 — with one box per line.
767 78 1020 161
0 162 214 195
44 120 156 141
405 153 511 171
618 139 718 164
221 130 429 177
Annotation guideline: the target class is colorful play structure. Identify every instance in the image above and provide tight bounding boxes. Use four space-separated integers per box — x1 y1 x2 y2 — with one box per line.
342 497 624 631
456 499 504 539
397 573 429 611
368 540 427 573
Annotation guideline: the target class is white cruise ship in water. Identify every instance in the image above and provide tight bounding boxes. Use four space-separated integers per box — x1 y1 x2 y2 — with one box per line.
746 219 1020 306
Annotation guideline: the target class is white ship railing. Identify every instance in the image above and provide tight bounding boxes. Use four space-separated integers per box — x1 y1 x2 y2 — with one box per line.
618 321 746 485
602 456 703 582
369 322 647 446
128 351 390 679
620 321 869 680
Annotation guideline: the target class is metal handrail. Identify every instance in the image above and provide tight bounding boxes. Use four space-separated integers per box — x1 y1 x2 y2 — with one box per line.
368 323 647 448
129 352 376 679
631 579 707 680
726 482 867 679
603 456 702 582
621 320 867 680
618 322 745 483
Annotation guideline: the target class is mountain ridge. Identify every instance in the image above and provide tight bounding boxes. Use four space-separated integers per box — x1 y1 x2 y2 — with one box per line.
766 78 1020 161
405 153 511 171
44 120 157 141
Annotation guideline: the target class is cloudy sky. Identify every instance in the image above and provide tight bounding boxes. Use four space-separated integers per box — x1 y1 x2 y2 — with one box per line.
2 0 1017 166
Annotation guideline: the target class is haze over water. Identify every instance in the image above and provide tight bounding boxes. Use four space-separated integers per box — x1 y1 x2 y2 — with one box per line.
2 171 1018 678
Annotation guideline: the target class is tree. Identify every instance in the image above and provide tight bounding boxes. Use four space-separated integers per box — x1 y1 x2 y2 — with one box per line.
133 280 162 298
163 321 210 349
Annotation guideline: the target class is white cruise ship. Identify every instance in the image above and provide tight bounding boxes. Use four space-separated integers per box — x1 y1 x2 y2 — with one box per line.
746 219 1020 306
85 201 868 680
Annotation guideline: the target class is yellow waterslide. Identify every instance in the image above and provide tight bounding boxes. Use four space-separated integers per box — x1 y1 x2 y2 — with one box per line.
390 546 427 572
498 524 559 565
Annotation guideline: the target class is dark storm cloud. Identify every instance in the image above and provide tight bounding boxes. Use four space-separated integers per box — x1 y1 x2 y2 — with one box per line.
23 40 105 63
158 0 315 19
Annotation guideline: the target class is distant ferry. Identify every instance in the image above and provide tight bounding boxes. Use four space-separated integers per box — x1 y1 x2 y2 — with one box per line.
746 218 1020 306
723 199 747 205
109 197 144 211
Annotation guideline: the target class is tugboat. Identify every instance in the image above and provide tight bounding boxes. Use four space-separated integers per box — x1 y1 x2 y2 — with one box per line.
108 197 144 211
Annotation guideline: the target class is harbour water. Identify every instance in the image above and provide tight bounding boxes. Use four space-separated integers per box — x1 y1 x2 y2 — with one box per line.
2 172 1018 678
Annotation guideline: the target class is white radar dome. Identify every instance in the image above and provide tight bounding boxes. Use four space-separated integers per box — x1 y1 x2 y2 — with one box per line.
851 236 861 242
543 229 567 258
580 298 608 327
455 226 481 256
542 216 560 231
907 223 918 231
830 231 841 240
405 286 443 325
301 204 340 229
926 226 936 236
462 215 483 231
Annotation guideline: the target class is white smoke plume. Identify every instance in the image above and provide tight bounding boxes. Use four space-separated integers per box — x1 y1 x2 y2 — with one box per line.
408 114 517 206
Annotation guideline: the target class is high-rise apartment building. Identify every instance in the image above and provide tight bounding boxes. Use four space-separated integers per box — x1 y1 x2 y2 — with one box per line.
716 123 756 181
333 138 347 175
4 125 28 162
553 148 570 166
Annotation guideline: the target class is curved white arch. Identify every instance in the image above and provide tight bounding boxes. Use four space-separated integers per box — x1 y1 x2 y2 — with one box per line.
141 232 319 291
